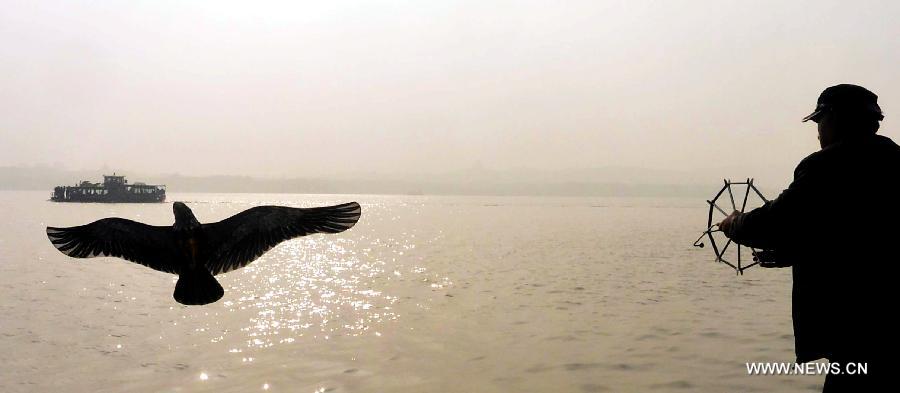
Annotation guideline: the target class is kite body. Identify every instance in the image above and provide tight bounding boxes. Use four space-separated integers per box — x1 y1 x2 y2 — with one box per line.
46 201 361 305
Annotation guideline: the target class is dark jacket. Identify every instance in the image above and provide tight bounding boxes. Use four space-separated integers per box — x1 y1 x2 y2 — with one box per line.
726 134 900 363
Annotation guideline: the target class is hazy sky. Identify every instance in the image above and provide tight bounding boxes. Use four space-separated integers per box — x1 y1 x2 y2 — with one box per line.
2 0 898 185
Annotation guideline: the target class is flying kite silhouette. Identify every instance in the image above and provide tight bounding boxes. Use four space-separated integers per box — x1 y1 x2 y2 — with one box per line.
46 201 361 305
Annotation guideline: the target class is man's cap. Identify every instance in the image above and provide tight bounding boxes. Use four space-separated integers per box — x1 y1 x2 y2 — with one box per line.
802 84 885 122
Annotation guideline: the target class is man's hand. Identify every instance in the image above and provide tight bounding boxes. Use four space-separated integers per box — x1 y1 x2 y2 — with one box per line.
718 210 742 235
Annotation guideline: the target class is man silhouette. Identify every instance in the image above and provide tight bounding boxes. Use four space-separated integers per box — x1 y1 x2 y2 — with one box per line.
718 84 895 392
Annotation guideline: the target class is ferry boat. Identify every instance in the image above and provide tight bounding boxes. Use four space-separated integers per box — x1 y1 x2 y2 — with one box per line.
50 174 166 203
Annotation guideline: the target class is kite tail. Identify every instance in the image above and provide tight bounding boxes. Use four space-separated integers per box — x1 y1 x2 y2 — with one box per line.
173 268 224 305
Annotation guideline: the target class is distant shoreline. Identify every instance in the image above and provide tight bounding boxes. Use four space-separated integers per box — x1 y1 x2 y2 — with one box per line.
2 186 705 198
0 166 716 198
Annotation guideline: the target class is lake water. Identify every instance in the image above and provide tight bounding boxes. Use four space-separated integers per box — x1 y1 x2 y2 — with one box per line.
0 191 822 392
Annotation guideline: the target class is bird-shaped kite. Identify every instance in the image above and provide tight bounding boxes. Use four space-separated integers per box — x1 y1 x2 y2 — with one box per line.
46 201 361 305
